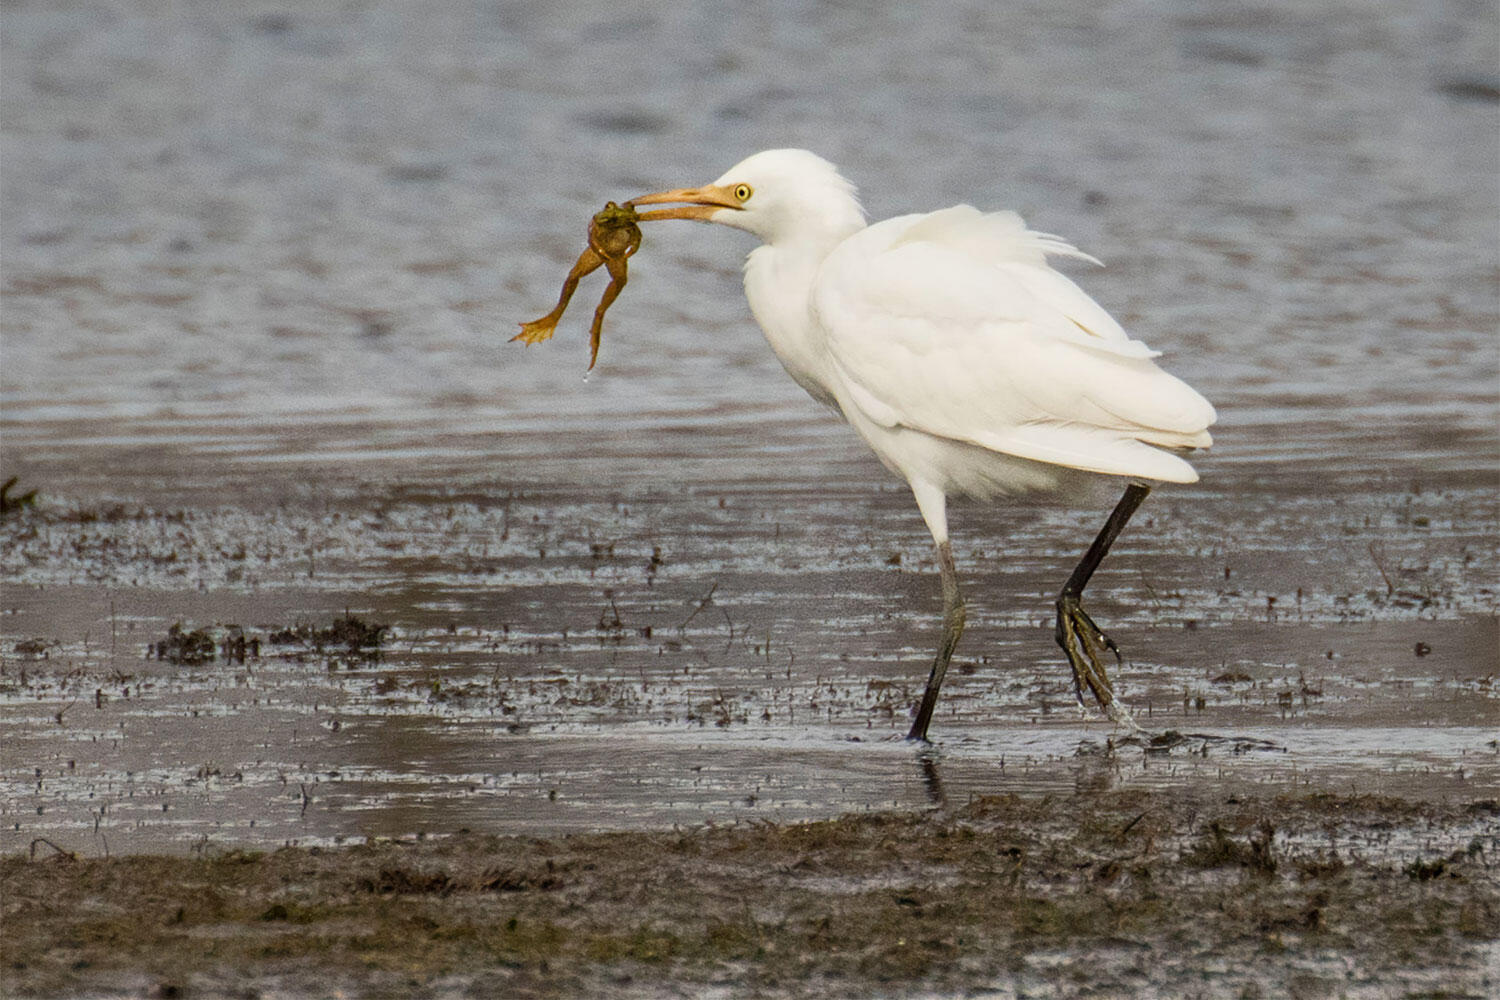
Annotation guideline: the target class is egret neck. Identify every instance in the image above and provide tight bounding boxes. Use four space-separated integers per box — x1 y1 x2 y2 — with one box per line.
738 232 858 410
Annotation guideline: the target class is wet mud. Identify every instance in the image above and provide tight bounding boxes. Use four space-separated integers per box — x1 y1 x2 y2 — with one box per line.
4 786 1496 999
2 473 1496 996
3 472 1497 849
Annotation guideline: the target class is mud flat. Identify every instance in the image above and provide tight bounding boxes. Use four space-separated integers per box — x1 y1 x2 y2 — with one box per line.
2 469 1497 851
2 472 1498 998
4 783 1496 999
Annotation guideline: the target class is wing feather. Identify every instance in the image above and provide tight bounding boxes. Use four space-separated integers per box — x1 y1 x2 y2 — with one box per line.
813 208 1216 483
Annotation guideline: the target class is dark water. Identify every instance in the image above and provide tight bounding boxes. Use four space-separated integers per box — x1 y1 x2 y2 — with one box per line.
2 0 1497 854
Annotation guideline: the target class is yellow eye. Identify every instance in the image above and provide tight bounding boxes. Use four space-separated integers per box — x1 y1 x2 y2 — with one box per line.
733 183 753 202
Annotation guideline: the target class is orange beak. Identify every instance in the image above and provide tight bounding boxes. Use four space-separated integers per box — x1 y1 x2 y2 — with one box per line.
629 185 742 222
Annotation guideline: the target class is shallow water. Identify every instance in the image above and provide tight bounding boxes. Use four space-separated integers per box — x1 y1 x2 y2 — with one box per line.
2 0 1497 855
3 479 1495 855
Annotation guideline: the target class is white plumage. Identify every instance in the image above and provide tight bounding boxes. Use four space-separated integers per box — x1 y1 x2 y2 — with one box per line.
629 148 1215 740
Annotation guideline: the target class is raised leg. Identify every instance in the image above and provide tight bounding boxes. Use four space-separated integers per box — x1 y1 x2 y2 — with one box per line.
907 539 965 742
1055 481 1151 722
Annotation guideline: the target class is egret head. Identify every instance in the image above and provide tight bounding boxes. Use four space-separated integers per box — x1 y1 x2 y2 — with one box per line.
632 149 865 246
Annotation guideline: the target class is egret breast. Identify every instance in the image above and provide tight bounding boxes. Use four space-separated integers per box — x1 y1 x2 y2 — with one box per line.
743 244 840 409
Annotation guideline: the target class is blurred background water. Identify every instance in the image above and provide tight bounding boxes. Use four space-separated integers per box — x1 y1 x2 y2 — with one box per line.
2 0 1496 491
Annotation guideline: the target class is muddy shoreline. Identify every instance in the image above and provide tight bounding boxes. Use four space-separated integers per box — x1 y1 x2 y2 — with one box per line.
3 480 1496 996
5 784 1496 999
3 473 1496 856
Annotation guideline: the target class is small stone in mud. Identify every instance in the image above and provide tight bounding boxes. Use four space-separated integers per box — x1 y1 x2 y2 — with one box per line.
1404 857 1450 881
267 614 387 655
1183 819 1278 875
0 476 39 517
13 637 53 659
153 623 216 665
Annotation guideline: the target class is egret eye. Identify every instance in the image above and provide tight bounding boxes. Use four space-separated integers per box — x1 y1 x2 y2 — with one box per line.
733 183 753 202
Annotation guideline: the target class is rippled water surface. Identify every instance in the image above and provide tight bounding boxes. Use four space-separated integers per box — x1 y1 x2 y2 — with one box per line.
2 0 1496 854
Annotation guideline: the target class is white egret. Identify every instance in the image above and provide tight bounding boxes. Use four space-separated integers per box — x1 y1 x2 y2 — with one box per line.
628 149 1215 741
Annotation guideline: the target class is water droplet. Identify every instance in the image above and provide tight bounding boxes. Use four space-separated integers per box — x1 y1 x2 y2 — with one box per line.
581 372 590 384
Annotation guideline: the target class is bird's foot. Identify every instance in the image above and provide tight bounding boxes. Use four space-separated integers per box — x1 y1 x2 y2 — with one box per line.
1055 595 1139 732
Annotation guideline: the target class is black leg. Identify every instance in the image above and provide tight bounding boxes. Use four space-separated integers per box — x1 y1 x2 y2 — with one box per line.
1055 482 1151 719
908 540 965 742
